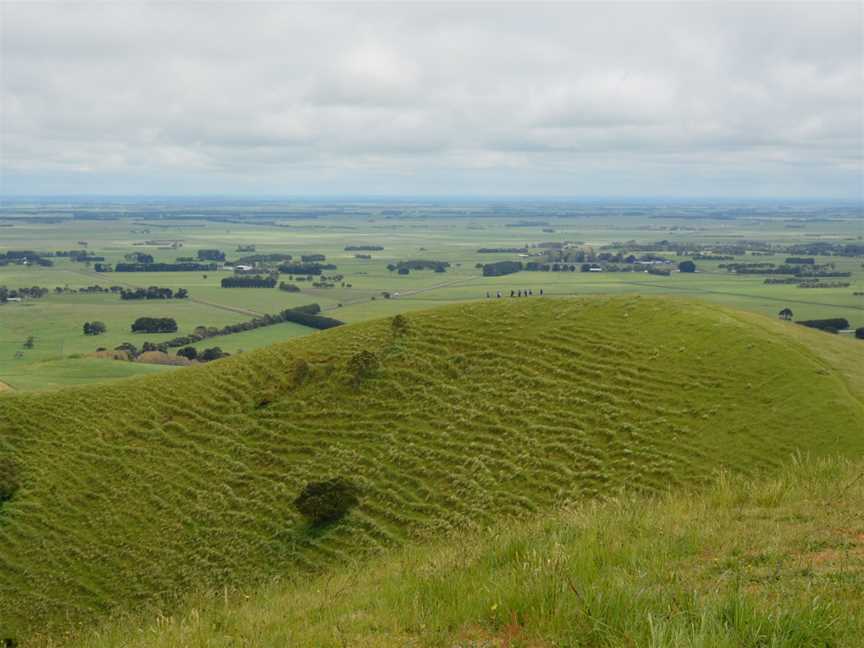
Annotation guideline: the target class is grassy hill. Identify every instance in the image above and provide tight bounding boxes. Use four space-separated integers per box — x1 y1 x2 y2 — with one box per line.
1 296 862 643
69 455 864 648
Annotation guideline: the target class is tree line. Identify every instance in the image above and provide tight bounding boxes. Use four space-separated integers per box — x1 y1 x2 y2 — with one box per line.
99 262 218 272
121 287 189 300
109 304 344 355
221 275 277 288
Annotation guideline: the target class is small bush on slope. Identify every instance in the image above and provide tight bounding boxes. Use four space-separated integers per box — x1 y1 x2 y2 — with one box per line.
0 458 19 503
64 456 864 648
293 478 360 526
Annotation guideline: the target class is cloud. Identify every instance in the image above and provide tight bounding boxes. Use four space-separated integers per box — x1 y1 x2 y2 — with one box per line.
0 2 861 197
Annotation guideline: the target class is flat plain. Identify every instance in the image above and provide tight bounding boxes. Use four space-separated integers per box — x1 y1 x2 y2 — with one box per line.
1 199 862 391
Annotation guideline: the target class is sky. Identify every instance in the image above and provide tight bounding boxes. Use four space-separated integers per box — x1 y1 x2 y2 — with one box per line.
1 2 862 199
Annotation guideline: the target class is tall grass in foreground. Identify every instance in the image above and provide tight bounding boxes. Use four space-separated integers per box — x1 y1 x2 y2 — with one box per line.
66 455 864 648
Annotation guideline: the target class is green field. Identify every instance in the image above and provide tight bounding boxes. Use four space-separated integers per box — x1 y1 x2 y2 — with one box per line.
1 201 862 392
1 296 863 645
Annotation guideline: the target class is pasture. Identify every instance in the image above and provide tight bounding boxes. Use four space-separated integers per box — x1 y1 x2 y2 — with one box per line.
1 200 862 391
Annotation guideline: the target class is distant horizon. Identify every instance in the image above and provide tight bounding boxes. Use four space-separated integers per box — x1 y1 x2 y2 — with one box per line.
2 194 862 205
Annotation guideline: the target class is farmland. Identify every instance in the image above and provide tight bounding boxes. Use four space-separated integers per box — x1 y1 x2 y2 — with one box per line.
1 199 862 392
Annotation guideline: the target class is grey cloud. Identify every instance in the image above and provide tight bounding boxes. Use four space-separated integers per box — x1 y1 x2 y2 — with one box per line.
1 2 861 197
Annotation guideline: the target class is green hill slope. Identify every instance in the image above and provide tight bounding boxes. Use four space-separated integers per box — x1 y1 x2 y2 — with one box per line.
70 456 864 648
0 296 862 642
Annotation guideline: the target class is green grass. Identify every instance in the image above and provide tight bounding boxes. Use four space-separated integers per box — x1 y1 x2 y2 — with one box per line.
1 296 863 644
64 455 864 648
0 356 175 392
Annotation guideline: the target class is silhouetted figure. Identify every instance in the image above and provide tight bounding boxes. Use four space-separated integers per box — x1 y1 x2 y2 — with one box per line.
510 290 515 297
540 288 544 296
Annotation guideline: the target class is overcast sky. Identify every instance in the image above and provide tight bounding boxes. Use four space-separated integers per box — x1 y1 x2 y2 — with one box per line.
1 2 862 198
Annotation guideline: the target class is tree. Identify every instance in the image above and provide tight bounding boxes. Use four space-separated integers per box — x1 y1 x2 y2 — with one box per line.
200 347 228 362
177 346 198 360
83 321 107 335
678 260 697 273
22 336 34 349
778 308 794 321
293 477 360 525
855 327 864 340
131 317 178 334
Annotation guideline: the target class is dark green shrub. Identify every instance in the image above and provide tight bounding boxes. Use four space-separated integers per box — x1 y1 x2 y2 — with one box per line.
293 477 360 525
348 350 379 386
678 260 697 273
391 314 410 337
0 458 20 504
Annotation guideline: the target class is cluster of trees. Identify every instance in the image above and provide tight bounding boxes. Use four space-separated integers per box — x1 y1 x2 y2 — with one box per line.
236 244 256 252
787 242 864 257
301 254 326 262
279 282 301 292
197 249 226 261
0 251 53 267
277 263 333 275
798 281 851 289
388 260 449 273
176 346 229 362
131 317 179 333
52 250 106 262
483 260 523 276
232 253 293 265
281 304 344 329
477 247 527 253
221 275 277 288
0 286 51 302
344 245 383 251
106 262 218 272
785 257 815 265
111 304 344 357
796 318 850 333
120 287 188 300
722 262 850 278
83 321 107 336
692 254 735 261
124 252 154 264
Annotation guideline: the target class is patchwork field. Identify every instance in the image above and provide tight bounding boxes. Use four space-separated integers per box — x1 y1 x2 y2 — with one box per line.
1 200 862 391
1 297 862 645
